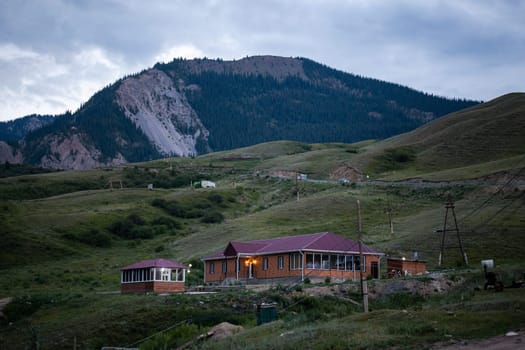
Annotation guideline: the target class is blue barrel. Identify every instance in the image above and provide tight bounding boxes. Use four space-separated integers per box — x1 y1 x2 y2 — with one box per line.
256 304 277 325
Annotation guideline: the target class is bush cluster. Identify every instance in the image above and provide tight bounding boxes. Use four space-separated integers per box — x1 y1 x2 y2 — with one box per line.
63 229 112 247
108 213 181 240
151 195 225 224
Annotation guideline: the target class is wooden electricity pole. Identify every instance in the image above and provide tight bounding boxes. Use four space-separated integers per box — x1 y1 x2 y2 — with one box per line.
296 172 299 202
385 204 394 235
356 199 369 313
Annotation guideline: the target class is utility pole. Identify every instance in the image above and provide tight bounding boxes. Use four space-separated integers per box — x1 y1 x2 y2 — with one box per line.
438 199 468 267
385 200 394 235
356 199 369 313
296 172 299 202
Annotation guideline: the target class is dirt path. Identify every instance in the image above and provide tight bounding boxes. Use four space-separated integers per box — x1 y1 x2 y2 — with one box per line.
431 330 524 350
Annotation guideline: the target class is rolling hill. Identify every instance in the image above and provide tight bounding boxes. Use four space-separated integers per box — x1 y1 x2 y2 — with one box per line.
0 93 523 349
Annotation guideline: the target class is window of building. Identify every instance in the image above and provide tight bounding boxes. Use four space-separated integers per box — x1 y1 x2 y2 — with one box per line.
161 268 170 281
209 262 215 274
330 255 339 270
222 261 227 273
306 253 314 268
278 256 284 270
263 257 268 270
354 256 361 271
345 255 353 270
302 253 367 271
290 253 303 270
170 268 184 282
322 254 330 270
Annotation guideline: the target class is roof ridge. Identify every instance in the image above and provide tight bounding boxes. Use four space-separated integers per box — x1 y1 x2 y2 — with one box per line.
303 231 330 249
255 242 273 253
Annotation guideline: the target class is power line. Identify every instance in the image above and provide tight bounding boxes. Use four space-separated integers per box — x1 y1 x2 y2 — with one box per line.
470 191 525 232
459 165 525 222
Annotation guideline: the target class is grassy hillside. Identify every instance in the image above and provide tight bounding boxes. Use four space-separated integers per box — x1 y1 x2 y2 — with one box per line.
357 93 525 180
1 94 524 349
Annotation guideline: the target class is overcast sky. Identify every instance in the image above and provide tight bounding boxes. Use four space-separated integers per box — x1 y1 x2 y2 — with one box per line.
1 0 523 122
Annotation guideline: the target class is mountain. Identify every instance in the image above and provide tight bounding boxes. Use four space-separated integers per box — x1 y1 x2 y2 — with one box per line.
1 55 479 169
0 114 55 164
0 114 55 142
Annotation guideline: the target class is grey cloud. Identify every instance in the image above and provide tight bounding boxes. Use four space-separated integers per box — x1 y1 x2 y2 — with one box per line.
0 0 523 120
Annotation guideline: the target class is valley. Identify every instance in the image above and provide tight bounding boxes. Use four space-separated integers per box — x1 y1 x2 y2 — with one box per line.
0 94 524 349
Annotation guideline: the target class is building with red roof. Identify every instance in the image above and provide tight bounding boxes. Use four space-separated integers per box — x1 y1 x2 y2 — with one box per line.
202 232 384 284
120 258 188 293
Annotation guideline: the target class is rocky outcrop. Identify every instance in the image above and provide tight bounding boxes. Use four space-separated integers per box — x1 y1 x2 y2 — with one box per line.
37 133 125 169
116 69 210 157
0 141 23 163
174 55 308 82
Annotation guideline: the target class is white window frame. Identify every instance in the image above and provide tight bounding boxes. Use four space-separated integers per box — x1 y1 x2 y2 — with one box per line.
290 253 303 270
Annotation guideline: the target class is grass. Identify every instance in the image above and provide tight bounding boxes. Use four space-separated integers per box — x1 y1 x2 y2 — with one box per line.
200 285 525 349
1 99 524 349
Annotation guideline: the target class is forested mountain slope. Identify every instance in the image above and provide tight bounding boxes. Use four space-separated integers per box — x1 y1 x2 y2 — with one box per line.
1 56 478 169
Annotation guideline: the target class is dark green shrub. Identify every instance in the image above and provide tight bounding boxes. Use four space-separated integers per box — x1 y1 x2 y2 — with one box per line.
151 216 182 230
374 292 426 310
109 214 148 239
201 211 224 223
207 193 224 204
139 323 201 350
185 258 204 286
369 146 417 174
152 198 191 217
3 295 50 322
62 229 112 247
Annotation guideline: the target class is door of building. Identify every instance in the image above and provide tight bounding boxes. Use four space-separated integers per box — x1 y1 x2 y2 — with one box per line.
371 262 379 279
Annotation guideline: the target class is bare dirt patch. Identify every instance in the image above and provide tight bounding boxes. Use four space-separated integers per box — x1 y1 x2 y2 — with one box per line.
330 163 364 182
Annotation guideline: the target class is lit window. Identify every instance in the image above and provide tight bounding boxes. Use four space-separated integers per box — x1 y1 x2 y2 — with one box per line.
161 269 170 281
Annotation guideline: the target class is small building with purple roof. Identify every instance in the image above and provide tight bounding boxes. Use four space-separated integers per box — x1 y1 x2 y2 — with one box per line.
202 232 384 284
120 258 188 293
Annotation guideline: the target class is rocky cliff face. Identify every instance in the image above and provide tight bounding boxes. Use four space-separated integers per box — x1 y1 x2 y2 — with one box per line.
36 133 126 169
0 141 23 163
116 69 210 157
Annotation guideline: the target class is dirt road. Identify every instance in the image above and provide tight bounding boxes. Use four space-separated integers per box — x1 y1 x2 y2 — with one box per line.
432 330 524 350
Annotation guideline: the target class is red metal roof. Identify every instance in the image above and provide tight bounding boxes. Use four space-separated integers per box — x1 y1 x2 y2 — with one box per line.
121 258 187 270
202 232 383 260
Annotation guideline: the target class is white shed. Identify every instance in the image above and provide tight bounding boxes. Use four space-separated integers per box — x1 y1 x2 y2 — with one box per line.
201 180 216 188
